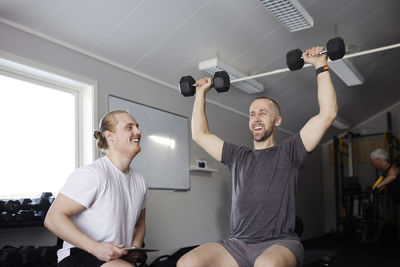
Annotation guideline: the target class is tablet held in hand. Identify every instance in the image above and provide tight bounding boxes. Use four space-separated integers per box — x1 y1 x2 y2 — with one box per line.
123 247 159 253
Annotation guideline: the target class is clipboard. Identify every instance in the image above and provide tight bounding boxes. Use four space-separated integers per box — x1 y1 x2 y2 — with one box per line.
123 247 159 253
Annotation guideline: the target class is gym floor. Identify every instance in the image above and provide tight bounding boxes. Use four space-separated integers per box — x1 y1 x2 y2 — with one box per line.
302 234 400 267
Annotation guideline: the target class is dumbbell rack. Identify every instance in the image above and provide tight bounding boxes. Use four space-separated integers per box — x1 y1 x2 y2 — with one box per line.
0 193 59 267
0 192 54 229
0 220 44 229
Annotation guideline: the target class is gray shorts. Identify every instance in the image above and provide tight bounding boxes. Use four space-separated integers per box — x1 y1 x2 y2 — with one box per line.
217 238 304 267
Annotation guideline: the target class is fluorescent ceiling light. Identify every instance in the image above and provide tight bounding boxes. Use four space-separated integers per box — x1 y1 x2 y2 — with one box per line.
259 0 314 32
148 135 176 149
198 58 264 94
328 59 364 86
332 116 351 130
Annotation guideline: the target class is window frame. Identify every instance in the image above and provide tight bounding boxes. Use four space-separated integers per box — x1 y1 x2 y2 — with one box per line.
0 50 98 172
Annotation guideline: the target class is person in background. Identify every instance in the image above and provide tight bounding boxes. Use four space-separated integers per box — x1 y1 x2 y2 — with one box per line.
370 148 400 203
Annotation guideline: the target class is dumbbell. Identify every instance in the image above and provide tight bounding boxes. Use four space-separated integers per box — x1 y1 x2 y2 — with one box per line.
19 198 32 210
286 37 346 71
0 200 5 212
0 246 21 267
4 200 21 213
1 211 14 222
38 246 58 266
179 71 230 97
0 200 20 222
29 192 54 221
19 246 40 267
29 192 53 211
15 210 35 222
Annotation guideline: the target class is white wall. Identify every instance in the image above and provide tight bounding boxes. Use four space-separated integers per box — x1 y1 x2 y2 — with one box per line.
0 22 325 263
321 102 400 232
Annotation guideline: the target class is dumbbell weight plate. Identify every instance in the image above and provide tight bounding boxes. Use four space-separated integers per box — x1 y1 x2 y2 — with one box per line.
327 37 345 60
213 71 230 93
0 246 21 266
1 211 14 222
286 49 304 71
5 200 21 213
38 246 58 265
15 210 35 222
19 246 40 266
179 76 196 97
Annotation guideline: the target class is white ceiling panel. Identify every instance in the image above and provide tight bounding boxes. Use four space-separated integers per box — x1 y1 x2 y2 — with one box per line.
166 3 263 80
340 4 400 50
134 0 262 80
0 0 64 29
93 0 212 67
39 0 143 50
332 0 393 42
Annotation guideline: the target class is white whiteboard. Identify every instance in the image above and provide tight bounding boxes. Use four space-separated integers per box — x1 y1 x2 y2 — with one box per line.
109 95 190 190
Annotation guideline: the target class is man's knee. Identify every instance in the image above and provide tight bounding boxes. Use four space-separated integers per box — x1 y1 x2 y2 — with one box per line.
255 246 297 267
177 252 203 267
255 256 282 267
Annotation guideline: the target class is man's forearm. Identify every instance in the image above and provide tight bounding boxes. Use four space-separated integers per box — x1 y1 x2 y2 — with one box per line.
131 209 146 247
378 175 396 188
131 222 145 247
316 69 338 120
191 91 210 142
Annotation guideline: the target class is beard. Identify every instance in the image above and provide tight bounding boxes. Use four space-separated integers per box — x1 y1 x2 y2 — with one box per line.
252 127 274 142
251 119 276 142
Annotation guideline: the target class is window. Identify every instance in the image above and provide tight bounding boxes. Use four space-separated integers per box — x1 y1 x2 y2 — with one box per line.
0 53 97 199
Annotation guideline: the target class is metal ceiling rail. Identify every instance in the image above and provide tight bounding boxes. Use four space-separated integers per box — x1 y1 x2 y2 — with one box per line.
232 43 400 83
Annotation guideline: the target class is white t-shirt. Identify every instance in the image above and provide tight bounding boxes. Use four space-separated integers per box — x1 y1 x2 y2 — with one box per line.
57 156 148 262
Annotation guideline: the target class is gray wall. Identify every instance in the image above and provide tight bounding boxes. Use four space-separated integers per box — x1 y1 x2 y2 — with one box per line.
321 103 400 232
0 22 325 262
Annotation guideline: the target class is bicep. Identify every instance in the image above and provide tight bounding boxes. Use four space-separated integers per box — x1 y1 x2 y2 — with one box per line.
300 114 332 152
194 133 224 162
48 193 86 217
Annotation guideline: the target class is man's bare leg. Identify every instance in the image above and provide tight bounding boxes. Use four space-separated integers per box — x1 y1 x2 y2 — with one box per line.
254 245 297 267
177 242 238 267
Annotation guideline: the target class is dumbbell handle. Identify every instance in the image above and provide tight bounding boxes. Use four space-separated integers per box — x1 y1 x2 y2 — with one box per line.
301 49 328 59
191 72 283 87
191 80 222 87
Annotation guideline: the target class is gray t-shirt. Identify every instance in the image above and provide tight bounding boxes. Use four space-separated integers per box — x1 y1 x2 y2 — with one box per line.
221 133 310 244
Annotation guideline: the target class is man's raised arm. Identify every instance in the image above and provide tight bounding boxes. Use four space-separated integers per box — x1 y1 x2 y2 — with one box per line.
191 77 224 162
300 46 338 152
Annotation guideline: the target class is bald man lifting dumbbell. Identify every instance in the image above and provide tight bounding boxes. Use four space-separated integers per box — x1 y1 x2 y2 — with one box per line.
177 42 338 267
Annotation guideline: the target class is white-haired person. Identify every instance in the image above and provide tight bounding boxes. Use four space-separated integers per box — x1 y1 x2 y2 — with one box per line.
370 148 400 203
